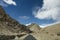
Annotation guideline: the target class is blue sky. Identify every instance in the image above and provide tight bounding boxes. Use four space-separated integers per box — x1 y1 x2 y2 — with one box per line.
0 0 60 28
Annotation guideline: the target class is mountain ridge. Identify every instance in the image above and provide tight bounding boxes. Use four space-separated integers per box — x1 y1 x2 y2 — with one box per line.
0 6 32 35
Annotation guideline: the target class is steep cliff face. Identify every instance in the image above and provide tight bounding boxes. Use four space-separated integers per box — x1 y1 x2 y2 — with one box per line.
0 6 31 35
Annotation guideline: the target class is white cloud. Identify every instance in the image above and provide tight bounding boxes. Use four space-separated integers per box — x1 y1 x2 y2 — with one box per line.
25 23 31 26
3 0 16 5
19 16 30 20
0 0 16 6
33 0 60 21
33 0 60 28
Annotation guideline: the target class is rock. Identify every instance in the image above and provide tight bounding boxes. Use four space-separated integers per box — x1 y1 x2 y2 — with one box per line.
24 35 36 40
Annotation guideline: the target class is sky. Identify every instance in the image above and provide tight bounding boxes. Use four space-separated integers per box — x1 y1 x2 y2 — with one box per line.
0 0 60 28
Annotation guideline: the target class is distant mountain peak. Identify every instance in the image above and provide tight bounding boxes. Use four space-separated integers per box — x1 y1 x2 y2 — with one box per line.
28 23 41 33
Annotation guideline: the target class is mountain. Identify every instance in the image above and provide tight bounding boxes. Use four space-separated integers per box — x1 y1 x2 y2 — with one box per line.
0 6 31 35
27 23 41 40
40 23 60 33
28 23 41 33
39 23 60 40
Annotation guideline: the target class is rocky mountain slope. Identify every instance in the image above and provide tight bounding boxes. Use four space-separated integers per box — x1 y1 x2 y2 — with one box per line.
0 6 32 35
